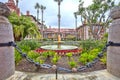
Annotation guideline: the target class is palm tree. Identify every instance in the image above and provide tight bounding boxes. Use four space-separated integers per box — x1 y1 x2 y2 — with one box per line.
35 2 40 21
13 25 23 41
74 12 79 40
15 0 19 8
54 0 63 42
54 0 63 34
8 12 41 41
40 5 46 39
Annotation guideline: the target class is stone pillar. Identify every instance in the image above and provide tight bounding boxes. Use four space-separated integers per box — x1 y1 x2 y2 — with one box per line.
0 2 15 80
107 6 120 78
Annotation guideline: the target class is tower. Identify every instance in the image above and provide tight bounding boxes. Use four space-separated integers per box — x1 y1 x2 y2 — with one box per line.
5 0 20 16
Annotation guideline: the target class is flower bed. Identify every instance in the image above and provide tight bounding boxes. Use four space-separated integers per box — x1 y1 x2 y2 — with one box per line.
35 48 82 55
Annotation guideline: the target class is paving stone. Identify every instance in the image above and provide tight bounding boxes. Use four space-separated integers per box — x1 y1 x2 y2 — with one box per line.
6 71 27 80
6 69 120 80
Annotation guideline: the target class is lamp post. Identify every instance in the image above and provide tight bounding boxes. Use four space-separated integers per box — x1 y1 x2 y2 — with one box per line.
40 5 46 40
54 0 63 38
74 12 78 40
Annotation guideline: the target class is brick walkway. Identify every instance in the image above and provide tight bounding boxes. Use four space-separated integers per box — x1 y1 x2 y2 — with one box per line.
7 69 120 80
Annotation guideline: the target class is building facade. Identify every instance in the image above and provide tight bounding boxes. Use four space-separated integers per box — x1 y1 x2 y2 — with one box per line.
43 27 76 40
77 23 105 40
5 0 20 16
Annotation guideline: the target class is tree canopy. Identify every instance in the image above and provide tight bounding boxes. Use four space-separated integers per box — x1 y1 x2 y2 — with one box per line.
78 0 120 39
8 12 41 41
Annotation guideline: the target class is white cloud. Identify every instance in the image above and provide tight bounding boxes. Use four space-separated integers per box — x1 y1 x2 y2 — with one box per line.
0 0 93 28
61 0 78 12
83 0 93 7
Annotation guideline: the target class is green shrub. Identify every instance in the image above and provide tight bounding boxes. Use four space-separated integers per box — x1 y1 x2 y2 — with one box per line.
18 45 31 53
34 57 45 64
15 42 31 65
43 38 48 41
68 60 77 68
79 57 87 64
79 48 100 64
100 58 106 65
51 57 58 64
89 48 100 56
15 49 22 65
27 51 40 59
41 51 49 58
80 40 105 53
66 52 72 57
100 53 107 65
17 40 41 50
48 51 56 57
87 55 95 62
51 53 61 65
102 33 108 42
42 51 56 59
79 52 88 64
78 39 107 65
14 40 41 65
66 52 73 61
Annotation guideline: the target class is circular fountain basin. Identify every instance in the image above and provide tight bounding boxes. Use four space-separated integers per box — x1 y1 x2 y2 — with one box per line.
36 45 82 55
41 45 78 50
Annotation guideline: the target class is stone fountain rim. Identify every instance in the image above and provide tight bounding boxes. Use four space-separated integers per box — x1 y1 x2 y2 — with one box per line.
40 45 78 50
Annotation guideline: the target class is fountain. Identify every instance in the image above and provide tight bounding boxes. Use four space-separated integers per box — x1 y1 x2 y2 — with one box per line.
57 34 61 48
36 35 82 55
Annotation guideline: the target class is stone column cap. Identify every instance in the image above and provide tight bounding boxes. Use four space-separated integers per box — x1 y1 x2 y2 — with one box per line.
0 2 10 17
110 6 120 19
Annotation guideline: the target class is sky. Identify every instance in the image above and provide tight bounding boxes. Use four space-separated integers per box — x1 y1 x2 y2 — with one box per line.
0 0 93 29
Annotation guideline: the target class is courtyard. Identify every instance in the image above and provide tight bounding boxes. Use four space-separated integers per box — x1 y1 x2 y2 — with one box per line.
0 0 120 80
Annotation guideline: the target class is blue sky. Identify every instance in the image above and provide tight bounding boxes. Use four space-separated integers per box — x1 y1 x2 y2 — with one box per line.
0 0 92 29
